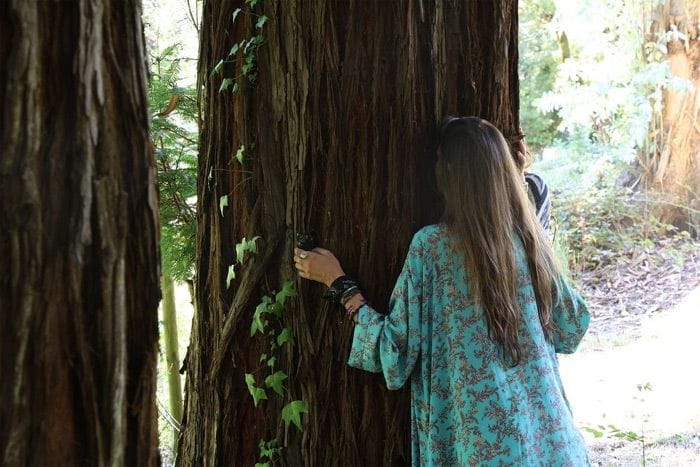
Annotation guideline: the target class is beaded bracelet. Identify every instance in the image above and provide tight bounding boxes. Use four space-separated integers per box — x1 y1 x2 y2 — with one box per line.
344 295 367 318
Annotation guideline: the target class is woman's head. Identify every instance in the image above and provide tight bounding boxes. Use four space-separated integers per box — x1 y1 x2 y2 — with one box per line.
435 116 560 365
436 116 524 233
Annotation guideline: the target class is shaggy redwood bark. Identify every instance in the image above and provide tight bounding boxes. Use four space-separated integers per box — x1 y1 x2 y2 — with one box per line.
644 0 700 231
179 1 519 465
0 1 161 466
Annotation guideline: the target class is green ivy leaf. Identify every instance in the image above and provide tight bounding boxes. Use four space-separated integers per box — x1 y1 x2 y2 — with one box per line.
275 280 297 307
281 400 308 431
235 145 245 164
242 54 255 76
256 15 268 29
232 7 242 24
211 59 224 76
582 427 604 438
219 194 228 216
251 299 269 336
229 43 240 57
259 353 267 362
226 264 235 289
264 370 287 396
277 327 293 347
250 319 262 336
245 373 268 407
246 0 259 7
258 438 281 460
254 464 270 467
219 77 234 93
245 373 256 388
267 356 276 367
251 387 267 406
243 38 255 54
236 235 261 264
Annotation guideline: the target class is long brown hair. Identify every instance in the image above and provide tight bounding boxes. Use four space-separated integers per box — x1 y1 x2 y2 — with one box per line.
436 116 560 365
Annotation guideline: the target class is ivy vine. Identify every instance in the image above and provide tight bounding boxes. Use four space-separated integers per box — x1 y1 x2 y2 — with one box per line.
210 0 268 93
214 3 309 464
247 280 308 466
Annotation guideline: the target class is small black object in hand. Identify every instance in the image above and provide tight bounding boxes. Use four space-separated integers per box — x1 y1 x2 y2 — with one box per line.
296 232 317 251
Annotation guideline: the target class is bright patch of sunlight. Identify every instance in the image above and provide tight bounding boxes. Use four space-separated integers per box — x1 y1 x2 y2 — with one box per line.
560 285 700 440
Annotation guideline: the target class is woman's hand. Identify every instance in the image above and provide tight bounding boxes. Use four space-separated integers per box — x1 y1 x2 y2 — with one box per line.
293 247 345 287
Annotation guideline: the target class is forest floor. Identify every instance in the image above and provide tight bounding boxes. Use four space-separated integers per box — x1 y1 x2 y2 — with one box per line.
560 235 700 466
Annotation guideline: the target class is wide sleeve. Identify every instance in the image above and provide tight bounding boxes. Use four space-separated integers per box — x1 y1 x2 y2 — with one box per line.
551 279 590 354
347 233 425 390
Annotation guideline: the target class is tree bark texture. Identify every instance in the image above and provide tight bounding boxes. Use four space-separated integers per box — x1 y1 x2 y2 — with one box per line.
0 1 161 466
179 1 519 465
644 0 700 231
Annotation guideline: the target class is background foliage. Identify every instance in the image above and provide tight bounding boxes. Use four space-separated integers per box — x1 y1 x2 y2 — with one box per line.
520 0 673 191
519 0 699 277
149 43 198 281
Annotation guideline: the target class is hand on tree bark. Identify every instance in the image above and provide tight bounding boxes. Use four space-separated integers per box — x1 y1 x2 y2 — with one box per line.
293 247 345 287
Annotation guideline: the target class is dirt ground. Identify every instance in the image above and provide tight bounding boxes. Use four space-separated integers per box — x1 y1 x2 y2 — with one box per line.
560 283 700 466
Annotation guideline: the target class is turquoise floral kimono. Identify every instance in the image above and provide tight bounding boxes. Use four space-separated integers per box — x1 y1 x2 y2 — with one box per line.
348 225 590 466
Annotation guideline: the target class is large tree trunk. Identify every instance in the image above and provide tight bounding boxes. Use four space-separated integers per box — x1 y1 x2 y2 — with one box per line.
643 0 700 231
178 1 519 465
0 1 161 466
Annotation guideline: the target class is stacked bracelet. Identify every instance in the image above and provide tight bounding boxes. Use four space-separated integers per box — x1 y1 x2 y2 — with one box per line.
324 275 367 319
340 285 360 305
324 275 360 304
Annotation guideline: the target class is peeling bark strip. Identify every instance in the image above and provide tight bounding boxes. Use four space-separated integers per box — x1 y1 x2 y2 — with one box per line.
180 1 519 465
0 1 160 466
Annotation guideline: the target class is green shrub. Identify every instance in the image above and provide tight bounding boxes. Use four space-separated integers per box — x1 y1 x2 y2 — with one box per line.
554 186 685 273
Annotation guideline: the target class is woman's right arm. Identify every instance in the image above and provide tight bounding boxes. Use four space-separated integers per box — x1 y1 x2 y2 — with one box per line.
346 234 425 390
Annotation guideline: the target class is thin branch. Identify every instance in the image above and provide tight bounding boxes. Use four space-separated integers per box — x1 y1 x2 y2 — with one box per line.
157 397 182 432
186 0 200 34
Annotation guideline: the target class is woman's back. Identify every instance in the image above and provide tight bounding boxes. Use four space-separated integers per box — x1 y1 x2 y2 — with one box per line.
350 224 590 466
300 116 590 466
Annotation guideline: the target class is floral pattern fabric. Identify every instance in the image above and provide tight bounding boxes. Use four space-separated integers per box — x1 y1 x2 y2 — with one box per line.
348 225 590 466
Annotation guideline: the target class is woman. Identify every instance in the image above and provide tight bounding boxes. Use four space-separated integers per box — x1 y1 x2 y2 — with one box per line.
293 117 590 466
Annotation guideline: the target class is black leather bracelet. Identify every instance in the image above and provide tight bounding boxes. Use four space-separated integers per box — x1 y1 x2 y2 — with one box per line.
324 275 360 304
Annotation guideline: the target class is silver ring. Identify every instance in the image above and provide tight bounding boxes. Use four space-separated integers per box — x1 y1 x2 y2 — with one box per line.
300 252 309 259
